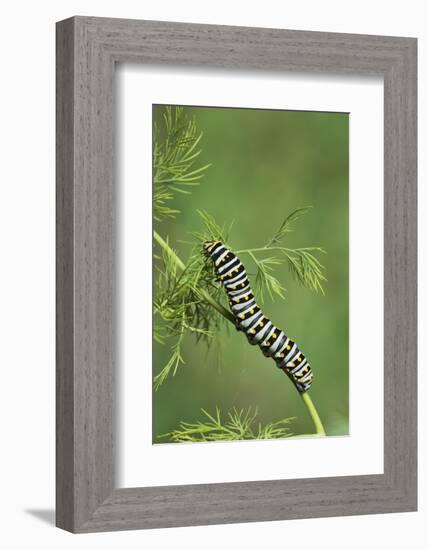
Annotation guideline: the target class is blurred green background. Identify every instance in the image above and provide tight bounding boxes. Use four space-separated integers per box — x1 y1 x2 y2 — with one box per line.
153 105 349 440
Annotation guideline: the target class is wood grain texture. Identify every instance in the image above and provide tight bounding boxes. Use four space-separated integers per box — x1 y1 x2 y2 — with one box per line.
56 18 75 532
56 16 417 533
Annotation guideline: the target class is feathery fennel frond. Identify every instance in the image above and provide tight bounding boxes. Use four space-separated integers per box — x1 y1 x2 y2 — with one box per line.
235 207 327 299
153 106 211 221
158 407 295 442
192 209 233 245
153 231 230 390
249 253 286 302
265 206 312 247
153 320 185 389
282 247 327 294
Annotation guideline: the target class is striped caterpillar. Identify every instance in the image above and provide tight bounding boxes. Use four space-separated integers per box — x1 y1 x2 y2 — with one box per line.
204 240 314 393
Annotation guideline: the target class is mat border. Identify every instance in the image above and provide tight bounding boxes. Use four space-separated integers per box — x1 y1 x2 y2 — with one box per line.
56 16 417 533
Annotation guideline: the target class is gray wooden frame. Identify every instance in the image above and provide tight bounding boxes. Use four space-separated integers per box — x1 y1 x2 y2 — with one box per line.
56 16 417 533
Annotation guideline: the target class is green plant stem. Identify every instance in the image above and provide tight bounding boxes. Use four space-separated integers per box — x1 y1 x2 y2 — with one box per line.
154 229 326 436
153 231 235 322
154 230 186 270
234 246 323 254
300 392 326 436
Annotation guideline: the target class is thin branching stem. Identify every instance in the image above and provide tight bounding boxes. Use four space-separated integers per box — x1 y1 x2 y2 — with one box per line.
301 393 326 435
154 229 326 436
235 246 324 254
154 231 235 323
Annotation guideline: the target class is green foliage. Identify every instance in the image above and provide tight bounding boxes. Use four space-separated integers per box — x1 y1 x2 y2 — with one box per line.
266 206 313 247
235 207 327 298
192 209 234 245
283 247 327 294
153 106 211 221
158 407 295 443
249 253 286 302
153 233 229 390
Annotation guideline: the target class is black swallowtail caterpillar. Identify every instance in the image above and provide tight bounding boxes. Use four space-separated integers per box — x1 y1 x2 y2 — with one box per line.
204 240 314 393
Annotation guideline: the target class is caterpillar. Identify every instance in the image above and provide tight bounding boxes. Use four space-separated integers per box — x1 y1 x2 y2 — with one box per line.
204 240 314 393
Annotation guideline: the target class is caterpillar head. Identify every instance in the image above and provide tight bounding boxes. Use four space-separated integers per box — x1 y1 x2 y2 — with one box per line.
203 240 220 254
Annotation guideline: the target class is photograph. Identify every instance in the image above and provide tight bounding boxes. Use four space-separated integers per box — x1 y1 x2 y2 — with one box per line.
152 104 349 443
0 4 417 544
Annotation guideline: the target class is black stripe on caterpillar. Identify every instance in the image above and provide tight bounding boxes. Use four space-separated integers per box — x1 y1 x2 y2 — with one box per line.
204 240 314 393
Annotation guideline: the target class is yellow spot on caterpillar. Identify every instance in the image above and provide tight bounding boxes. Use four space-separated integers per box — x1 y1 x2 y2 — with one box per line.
260 321 264 327
245 296 249 301
272 333 277 339
278 353 285 358
290 362 295 368
250 309 254 315
249 329 256 334
234 268 238 273
234 297 240 303
286 345 291 350
229 273 233 277
241 283 245 288
298 357 302 362
240 313 245 319
231 285 236 290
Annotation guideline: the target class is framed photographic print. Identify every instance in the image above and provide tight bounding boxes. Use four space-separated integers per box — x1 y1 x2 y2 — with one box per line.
56 16 417 532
